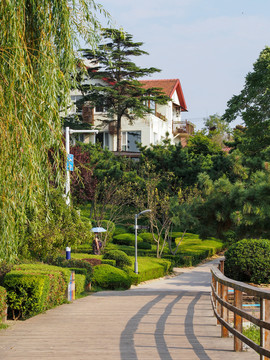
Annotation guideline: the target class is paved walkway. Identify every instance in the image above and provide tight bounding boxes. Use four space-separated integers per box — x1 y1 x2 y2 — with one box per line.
0 259 258 360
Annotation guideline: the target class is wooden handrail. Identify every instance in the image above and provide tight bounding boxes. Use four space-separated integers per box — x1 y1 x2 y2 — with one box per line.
211 261 270 359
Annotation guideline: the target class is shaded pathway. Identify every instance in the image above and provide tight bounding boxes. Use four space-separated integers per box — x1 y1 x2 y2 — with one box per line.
0 259 257 359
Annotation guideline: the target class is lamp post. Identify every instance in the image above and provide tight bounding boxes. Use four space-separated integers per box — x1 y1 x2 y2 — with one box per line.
134 209 151 274
65 127 99 205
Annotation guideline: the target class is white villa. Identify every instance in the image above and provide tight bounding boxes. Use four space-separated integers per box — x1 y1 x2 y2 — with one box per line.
69 77 194 154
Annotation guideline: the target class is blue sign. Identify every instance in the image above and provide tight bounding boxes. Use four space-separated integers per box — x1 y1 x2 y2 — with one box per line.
67 154 74 171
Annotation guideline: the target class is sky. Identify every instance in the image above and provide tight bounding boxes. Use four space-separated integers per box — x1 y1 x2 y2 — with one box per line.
94 0 270 130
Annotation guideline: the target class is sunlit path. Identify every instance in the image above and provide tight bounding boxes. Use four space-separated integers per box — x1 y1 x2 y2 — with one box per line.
0 259 257 359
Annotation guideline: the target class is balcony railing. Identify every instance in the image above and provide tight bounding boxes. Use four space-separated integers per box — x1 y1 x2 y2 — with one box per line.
173 120 195 136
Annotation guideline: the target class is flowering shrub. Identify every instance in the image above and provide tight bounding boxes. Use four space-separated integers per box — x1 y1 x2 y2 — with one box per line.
0 286 7 322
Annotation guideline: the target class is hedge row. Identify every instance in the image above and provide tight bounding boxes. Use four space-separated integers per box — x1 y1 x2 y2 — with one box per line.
92 264 132 290
0 286 7 323
136 258 172 284
4 264 71 320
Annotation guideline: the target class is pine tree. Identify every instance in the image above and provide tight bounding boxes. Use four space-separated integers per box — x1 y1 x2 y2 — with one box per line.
78 28 170 151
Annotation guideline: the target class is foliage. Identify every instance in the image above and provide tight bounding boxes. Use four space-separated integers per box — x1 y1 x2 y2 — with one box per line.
139 232 159 244
74 274 87 296
0 286 7 323
225 239 270 284
91 264 132 290
103 250 132 268
243 325 260 345
203 114 231 147
24 189 93 260
44 256 93 284
78 28 169 151
0 261 14 287
223 47 270 158
4 272 50 320
4 263 72 319
113 233 143 247
135 257 172 282
114 226 129 236
171 171 270 240
137 242 152 250
0 0 108 262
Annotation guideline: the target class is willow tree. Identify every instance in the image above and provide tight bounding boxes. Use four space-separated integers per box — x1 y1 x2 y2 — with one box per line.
0 1 108 262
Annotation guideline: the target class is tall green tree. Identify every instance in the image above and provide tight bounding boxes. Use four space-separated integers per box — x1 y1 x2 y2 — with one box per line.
78 28 170 151
0 1 108 262
223 47 270 158
203 114 231 147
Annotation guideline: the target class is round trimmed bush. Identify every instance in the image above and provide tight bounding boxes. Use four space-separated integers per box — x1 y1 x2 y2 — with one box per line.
113 226 129 236
103 250 132 268
112 233 143 247
225 239 270 284
92 264 132 290
139 232 159 244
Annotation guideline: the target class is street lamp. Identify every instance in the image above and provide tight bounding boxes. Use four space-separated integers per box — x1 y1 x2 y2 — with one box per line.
134 209 151 274
65 127 99 205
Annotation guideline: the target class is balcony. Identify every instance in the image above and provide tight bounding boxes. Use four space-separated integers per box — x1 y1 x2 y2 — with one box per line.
173 120 195 137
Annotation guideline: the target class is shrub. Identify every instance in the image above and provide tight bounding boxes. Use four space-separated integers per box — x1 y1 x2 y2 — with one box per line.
222 230 237 246
44 256 93 284
113 233 143 246
92 264 131 290
113 226 129 236
139 232 160 244
103 250 132 268
0 261 14 286
101 259 116 267
5 264 71 319
136 258 172 282
0 286 7 323
75 274 87 296
4 272 50 319
137 242 152 250
225 239 270 284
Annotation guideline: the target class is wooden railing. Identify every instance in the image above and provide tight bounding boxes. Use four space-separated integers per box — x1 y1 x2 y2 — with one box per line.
211 260 270 359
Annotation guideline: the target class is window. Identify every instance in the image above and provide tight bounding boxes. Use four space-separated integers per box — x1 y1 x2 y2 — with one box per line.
122 132 127 151
150 99 155 111
96 132 110 149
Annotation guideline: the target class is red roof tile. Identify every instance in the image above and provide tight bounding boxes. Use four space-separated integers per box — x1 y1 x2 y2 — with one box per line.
140 79 188 111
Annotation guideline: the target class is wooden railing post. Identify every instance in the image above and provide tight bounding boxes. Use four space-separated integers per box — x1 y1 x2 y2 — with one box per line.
219 260 224 274
217 281 222 325
260 299 270 360
212 274 216 307
221 284 229 337
234 289 243 351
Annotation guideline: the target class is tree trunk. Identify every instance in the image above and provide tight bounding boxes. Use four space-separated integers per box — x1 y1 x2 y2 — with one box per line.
116 115 122 152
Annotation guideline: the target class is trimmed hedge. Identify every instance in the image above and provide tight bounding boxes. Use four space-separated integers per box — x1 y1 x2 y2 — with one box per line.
113 233 143 247
92 264 132 290
103 250 132 268
4 264 71 319
44 256 93 284
136 258 172 283
225 239 270 284
75 274 87 296
0 286 7 323
101 259 116 267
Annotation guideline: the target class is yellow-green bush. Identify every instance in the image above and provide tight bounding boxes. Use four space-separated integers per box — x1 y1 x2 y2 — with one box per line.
4 264 71 319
